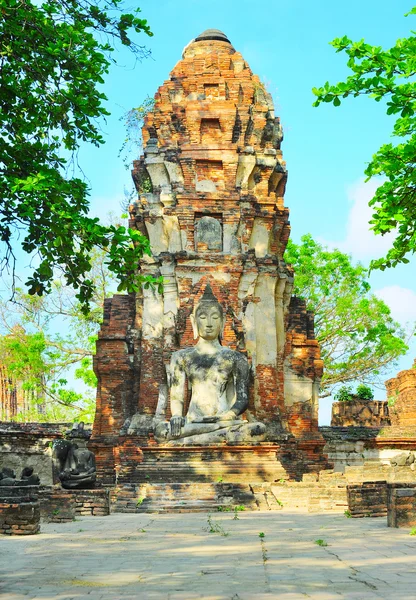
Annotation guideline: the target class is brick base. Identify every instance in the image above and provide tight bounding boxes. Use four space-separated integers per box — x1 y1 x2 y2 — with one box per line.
0 485 40 535
387 483 416 528
116 444 287 484
39 488 110 522
111 482 257 513
0 501 40 535
347 481 388 518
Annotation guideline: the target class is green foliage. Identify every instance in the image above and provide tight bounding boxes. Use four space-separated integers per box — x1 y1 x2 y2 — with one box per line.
314 539 328 547
410 527 416 536
344 510 352 518
388 390 399 407
0 0 157 312
206 514 229 536
312 8 416 270
258 532 265 538
285 235 408 396
356 383 374 400
334 383 374 401
0 240 121 421
334 386 354 402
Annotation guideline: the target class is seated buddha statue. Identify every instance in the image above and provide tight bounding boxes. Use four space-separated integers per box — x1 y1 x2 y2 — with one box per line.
154 284 266 445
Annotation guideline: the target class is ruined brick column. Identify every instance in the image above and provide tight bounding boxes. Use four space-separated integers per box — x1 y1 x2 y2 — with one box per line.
386 360 416 431
92 29 329 482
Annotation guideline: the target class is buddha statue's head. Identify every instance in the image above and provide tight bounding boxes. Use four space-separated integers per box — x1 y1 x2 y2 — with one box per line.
191 283 224 341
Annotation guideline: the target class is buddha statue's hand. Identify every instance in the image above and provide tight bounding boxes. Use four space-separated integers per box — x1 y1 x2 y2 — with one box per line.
215 410 237 422
170 416 185 438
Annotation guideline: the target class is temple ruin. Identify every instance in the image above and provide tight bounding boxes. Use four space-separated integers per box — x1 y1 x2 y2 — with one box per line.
90 29 331 491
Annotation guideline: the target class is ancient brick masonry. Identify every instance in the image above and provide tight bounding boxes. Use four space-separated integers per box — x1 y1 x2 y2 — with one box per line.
386 360 416 430
91 29 329 484
387 483 416 528
331 400 390 428
0 486 40 535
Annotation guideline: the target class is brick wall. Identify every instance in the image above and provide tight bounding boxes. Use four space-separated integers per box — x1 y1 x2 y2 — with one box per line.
39 488 110 522
0 485 40 535
331 401 390 427
0 422 72 485
386 360 416 428
347 481 388 518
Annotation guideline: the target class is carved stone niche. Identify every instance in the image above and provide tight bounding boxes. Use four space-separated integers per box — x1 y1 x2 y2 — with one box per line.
194 214 223 252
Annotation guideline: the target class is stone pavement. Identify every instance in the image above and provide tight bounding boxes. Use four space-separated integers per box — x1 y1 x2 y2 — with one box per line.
1 511 415 599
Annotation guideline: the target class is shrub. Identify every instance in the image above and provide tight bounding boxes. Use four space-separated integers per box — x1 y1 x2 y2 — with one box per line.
334 385 353 402
356 384 374 400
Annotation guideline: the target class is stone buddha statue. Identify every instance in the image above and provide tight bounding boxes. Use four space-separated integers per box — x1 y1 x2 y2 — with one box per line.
52 424 96 489
154 284 266 445
58 444 96 489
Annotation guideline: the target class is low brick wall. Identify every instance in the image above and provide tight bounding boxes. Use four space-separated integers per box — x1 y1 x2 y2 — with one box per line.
0 485 40 535
0 422 70 485
73 489 110 516
39 488 110 521
331 401 390 427
387 483 416 528
347 481 387 518
321 426 416 473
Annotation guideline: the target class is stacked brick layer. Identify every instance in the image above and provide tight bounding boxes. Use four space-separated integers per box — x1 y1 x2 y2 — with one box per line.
39 488 110 522
347 481 388 518
386 361 416 429
387 483 416 528
0 486 40 535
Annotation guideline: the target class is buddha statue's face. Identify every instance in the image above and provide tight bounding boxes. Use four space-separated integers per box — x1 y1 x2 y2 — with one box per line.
195 303 223 341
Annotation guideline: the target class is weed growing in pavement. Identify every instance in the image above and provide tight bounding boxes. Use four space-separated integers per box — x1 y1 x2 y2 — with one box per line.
206 514 229 537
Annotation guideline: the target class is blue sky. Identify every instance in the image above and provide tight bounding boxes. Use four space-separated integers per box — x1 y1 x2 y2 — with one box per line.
8 0 416 424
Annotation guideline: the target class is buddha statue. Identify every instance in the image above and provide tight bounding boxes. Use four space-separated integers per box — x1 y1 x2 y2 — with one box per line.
58 444 96 489
154 284 266 445
52 426 96 489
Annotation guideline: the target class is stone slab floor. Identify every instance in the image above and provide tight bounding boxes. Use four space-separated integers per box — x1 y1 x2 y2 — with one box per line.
1 512 415 600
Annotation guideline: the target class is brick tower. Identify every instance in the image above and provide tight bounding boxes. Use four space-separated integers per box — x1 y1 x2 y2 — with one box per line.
91 29 330 486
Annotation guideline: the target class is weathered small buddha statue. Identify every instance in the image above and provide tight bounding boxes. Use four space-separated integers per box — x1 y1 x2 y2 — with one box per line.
53 423 97 489
154 284 266 445
58 444 97 489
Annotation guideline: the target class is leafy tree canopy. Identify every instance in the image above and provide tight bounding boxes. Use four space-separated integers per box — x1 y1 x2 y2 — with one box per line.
0 237 120 421
285 235 409 397
0 0 161 311
312 7 416 270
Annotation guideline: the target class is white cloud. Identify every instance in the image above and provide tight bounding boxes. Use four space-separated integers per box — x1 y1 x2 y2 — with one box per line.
375 285 416 326
321 178 395 262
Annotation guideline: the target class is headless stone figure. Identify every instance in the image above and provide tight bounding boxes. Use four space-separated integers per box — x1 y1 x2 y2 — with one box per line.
154 284 265 445
59 444 96 489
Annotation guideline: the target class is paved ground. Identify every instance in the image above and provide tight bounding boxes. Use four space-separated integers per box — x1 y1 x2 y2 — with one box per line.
0 511 415 599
